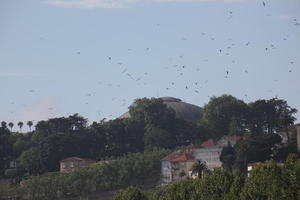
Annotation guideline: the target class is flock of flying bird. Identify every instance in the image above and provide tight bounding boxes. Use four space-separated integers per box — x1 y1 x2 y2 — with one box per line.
5 1 300 121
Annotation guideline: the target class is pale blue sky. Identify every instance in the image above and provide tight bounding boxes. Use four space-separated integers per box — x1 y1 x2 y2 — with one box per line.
1 0 300 130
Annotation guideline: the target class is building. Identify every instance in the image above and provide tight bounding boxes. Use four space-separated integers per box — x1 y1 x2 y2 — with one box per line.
60 157 95 172
295 123 300 152
189 136 241 170
161 136 241 184
120 97 203 123
161 151 195 184
247 162 263 177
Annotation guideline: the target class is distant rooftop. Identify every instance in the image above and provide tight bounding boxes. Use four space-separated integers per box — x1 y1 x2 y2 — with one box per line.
60 157 93 162
161 151 194 162
120 96 202 123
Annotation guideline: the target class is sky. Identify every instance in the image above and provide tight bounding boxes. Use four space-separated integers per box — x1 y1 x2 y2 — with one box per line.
0 0 300 131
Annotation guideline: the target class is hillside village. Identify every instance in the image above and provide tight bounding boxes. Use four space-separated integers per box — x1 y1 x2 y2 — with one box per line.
1 95 300 200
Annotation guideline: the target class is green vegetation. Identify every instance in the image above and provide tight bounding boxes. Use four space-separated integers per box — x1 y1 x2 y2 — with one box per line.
115 154 299 200
0 95 299 199
0 149 170 200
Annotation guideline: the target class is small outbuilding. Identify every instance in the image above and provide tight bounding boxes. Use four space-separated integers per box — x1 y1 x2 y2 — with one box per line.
60 157 95 172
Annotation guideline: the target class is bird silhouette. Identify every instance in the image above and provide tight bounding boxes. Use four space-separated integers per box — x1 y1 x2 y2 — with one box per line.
262 1 266 6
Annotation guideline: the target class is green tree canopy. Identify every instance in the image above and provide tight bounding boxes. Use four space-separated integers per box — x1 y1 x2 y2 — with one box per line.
113 186 148 200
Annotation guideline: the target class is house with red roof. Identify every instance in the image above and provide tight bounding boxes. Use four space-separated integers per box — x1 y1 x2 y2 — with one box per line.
60 157 95 172
160 135 241 184
161 151 195 184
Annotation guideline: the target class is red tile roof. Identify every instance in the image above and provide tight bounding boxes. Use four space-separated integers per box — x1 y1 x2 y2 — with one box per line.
60 157 92 162
200 139 215 147
161 151 194 162
247 162 263 167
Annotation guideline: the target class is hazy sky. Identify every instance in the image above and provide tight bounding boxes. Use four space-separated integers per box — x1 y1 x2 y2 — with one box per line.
1 0 300 130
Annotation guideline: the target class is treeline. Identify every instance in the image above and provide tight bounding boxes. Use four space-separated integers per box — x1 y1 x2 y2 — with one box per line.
0 95 298 178
113 154 300 200
0 149 170 200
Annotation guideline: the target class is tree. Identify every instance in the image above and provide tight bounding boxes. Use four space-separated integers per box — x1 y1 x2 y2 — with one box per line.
241 161 286 200
19 147 44 175
197 169 232 200
8 122 14 132
27 121 33 131
281 154 300 199
144 124 175 149
201 95 248 139
0 121 9 135
232 134 282 174
220 142 236 173
1 121 7 129
128 97 176 129
191 159 207 178
17 122 23 133
113 186 148 200
225 173 245 200
247 98 297 137
272 98 298 144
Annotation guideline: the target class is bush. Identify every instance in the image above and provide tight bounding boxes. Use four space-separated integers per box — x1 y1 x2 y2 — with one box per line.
113 186 148 200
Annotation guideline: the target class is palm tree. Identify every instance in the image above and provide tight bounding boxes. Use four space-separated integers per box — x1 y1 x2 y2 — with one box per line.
8 122 14 132
17 121 24 132
27 121 33 131
191 159 207 178
1 121 7 129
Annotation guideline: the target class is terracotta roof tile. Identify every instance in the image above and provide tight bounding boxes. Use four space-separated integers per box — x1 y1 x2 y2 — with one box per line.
60 157 92 162
161 151 194 162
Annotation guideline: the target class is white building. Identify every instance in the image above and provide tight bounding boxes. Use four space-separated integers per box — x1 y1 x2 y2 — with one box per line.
161 136 241 184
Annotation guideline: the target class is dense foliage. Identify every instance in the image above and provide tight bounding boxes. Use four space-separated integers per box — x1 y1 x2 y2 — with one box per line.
115 154 299 200
1 99 203 177
0 95 298 200
0 149 170 200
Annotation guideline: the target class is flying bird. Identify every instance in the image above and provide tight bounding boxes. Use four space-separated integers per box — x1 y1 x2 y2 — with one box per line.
262 1 266 6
